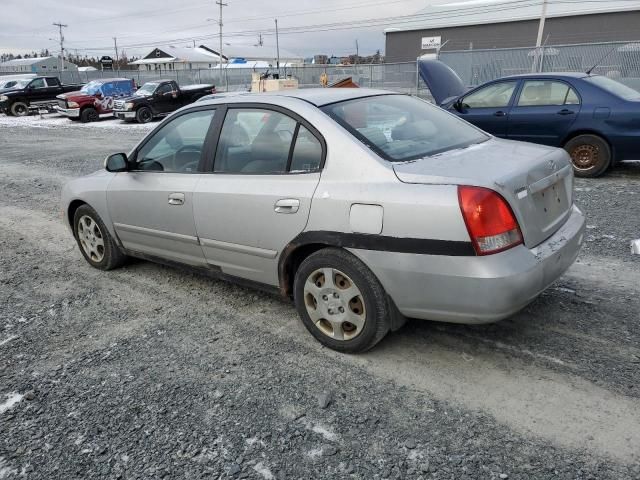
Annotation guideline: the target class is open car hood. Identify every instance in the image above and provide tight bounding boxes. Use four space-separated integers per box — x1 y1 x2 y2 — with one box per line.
418 59 466 106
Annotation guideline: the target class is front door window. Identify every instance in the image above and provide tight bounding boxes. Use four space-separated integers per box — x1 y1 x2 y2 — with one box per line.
134 109 216 173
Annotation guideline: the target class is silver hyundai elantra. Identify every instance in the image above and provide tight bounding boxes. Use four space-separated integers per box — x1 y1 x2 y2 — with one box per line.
61 88 585 352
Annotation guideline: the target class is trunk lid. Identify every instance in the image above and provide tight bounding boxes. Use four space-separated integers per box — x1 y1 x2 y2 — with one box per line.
417 59 466 105
393 138 574 248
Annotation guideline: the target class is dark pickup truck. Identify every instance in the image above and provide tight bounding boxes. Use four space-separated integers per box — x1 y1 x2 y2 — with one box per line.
113 79 215 123
0 76 84 116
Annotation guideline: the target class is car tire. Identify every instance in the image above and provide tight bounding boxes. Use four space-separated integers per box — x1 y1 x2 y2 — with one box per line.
10 101 29 117
80 107 98 123
293 247 391 353
73 204 126 271
136 106 153 124
564 134 611 178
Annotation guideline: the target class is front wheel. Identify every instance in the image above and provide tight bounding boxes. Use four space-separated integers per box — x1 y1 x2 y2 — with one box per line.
80 107 98 123
10 101 29 117
564 134 611 178
135 106 153 124
73 205 126 270
293 248 391 353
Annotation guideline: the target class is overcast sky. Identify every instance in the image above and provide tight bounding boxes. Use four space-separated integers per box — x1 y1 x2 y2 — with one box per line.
0 0 433 58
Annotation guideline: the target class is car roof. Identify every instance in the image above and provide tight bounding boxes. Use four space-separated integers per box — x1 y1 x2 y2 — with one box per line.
196 88 397 107
89 78 135 83
499 72 591 80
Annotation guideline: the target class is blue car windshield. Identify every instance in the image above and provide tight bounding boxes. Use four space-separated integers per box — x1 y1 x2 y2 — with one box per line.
322 94 489 162
80 81 103 95
585 76 640 101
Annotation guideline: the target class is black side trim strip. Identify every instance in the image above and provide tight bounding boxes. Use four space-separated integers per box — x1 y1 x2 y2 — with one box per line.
293 231 476 257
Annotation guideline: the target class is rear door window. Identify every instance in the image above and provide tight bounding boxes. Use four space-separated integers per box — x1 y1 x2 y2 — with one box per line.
517 80 581 106
213 108 323 174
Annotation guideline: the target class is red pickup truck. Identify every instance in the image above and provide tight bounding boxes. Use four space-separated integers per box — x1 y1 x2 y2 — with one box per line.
56 78 136 122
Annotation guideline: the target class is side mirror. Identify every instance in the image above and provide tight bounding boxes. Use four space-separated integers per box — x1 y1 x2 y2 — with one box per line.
96 92 103 99
105 153 128 172
453 99 463 112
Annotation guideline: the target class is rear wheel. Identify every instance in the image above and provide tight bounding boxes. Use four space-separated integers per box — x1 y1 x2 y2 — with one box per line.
10 101 29 117
136 106 153 124
564 134 611 178
73 205 126 270
80 107 98 123
293 248 391 353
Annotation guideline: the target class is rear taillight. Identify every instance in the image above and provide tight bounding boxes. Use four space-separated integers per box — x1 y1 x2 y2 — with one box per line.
458 186 523 256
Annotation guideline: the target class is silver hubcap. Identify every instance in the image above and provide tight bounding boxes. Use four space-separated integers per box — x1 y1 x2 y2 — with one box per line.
303 268 366 341
77 215 105 262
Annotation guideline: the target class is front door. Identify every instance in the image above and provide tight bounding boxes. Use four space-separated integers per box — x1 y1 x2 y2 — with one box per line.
507 79 581 146
193 106 325 285
455 80 519 137
107 108 217 265
154 83 177 114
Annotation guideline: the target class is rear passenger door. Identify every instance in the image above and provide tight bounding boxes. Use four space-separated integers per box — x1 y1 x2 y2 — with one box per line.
507 79 581 146
192 105 325 286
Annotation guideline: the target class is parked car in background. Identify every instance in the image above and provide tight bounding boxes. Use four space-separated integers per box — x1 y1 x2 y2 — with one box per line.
0 74 37 93
56 78 136 123
419 60 640 177
0 76 83 116
61 89 584 353
113 80 215 123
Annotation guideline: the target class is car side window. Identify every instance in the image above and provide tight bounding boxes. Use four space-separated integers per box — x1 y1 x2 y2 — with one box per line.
30 78 46 89
133 109 216 173
517 80 581 106
214 108 297 174
290 126 323 172
156 84 173 96
462 81 518 108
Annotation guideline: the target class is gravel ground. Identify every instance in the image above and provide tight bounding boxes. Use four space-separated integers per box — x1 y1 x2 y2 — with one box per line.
1 115 639 479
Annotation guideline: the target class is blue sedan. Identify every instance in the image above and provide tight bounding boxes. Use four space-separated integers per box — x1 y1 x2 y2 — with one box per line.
420 60 640 177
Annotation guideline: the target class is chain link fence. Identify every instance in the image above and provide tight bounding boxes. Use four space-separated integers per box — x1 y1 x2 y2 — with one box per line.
2 41 639 95
439 41 640 90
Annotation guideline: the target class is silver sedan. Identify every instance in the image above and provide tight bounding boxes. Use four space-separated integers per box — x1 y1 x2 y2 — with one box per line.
61 89 585 353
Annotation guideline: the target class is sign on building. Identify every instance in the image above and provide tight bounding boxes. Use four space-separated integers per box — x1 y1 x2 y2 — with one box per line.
421 36 442 50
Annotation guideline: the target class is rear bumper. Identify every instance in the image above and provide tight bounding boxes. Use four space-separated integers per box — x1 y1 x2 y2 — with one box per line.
349 204 586 324
114 110 136 119
55 106 80 118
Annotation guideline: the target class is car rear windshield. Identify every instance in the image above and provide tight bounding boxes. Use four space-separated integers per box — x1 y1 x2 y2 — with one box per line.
321 94 489 162
585 76 640 101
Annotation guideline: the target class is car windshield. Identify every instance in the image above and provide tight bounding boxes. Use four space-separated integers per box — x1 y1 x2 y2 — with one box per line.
80 81 103 95
136 83 158 96
321 94 489 162
585 76 640 101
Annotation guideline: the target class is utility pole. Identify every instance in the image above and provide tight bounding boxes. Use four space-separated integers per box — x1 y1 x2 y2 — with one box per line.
52 22 67 74
355 39 359 65
533 0 548 72
113 37 119 71
216 0 228 85
275 19 280 74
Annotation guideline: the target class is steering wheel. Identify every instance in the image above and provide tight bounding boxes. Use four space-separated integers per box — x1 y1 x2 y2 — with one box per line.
173 145 202 172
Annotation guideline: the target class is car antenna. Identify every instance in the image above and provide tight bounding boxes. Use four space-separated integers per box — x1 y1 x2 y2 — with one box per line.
585 46 617 75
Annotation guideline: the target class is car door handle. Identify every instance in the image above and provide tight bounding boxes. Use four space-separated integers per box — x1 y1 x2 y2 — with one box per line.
557 109 575 116
274 198 300 214
493 111 507 117
168 192 185 205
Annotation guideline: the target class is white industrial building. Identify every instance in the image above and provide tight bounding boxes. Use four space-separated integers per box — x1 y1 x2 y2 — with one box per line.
130 44 303 71
0 56 78 73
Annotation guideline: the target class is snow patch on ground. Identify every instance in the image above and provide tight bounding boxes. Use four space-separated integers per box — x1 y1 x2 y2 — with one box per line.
0 113 155 131
0 335 18 347
253 462 275 479
0 458 18 479
306 447 323 459
0 393 23 414
310 424 338 442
